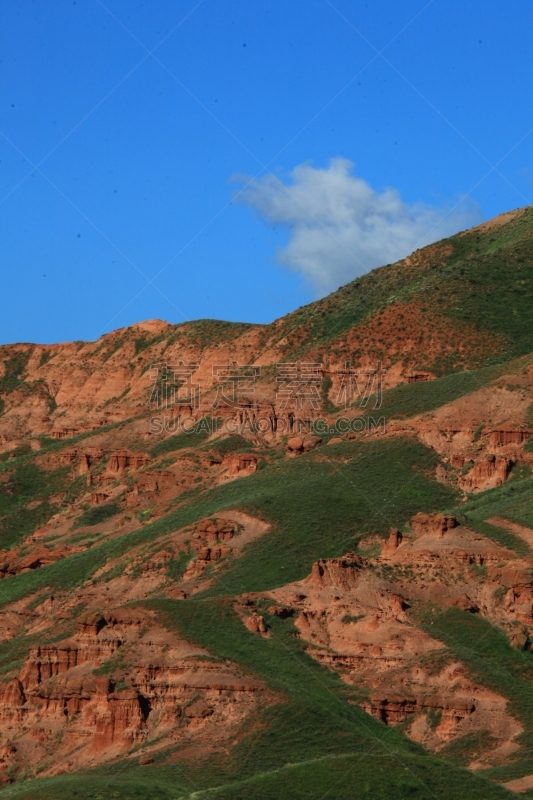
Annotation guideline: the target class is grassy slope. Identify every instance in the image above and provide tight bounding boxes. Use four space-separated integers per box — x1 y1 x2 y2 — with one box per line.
417 607 533 790
358 357 520 423
0 435 516 799
1 374 532 799
0 461 84 549
457 470 533 534
400 469 533 789
275 206 533 368
0 437 455 608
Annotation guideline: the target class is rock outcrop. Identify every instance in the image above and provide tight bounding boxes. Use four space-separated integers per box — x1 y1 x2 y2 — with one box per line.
460 455 514 492
286 434 322 454
260 550 522 760
411 513 458 538
0 606 269 776
106 451 151 475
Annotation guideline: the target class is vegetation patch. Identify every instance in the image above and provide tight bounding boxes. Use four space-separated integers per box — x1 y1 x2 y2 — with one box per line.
0 462 72 549
0 351 31 395
416 605 533 783
73 500 122 529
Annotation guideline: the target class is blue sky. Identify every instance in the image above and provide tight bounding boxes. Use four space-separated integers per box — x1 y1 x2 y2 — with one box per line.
1 0 532 344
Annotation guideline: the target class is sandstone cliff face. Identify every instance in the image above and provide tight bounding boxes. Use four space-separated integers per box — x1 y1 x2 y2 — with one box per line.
0 504 275 781
0 606 269 776
460 455 514 493
402 376 533 494
0 544 73 578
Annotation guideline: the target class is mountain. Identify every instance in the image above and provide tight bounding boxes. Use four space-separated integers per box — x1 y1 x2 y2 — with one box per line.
0 206 533 798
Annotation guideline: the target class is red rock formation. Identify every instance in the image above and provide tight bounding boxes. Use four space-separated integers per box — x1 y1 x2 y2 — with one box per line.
265 551 521 761
381 528 403 557
50 428 81 440
224 453 258 477
363 694 476 736
90 492 110 506
0 545 70 578
106 451 151 475
488 562 533 625
59 448 104 470
460 455 513 492
286 434 322 454
245 615 267 635
0 607 269 775
305 556 365 591
87 684 148 753
411 513 458 538
194 518 237 542
489 430 532 448
451 595 480 613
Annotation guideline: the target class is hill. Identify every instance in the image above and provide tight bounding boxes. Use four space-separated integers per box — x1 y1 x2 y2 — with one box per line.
0 207 533 798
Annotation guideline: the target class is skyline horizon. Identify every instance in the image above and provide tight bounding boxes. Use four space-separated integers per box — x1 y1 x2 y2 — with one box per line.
2 1 532 345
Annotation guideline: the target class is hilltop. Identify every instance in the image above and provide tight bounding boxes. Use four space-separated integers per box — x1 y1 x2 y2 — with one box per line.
1 204 533 443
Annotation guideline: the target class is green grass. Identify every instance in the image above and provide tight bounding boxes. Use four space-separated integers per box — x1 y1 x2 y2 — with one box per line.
416 606 533 784
454 470 533 532
0 462 74 549
0 631 37 680
0 753 511 800
201 437 456 596
0 351 31 395
0 437 454 609
461 517 531 558
148 419 216 458
165 319 255 351
165 549 191 582
202 433 254 457
442 228 533 357
439 730 498 768
361 360 513 421
175 754 508 799
73 500 122 529
133 333 167 356
0 775 179 799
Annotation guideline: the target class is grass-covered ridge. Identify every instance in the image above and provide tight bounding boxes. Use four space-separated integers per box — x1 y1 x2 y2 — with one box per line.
360 357 520 422
455 469 533 533
273 206 533 369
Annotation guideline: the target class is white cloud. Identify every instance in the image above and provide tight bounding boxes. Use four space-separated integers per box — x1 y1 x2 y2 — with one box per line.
235 158 482 295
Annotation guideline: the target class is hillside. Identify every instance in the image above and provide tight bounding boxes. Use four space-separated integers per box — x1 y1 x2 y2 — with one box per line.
0 207 533 798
